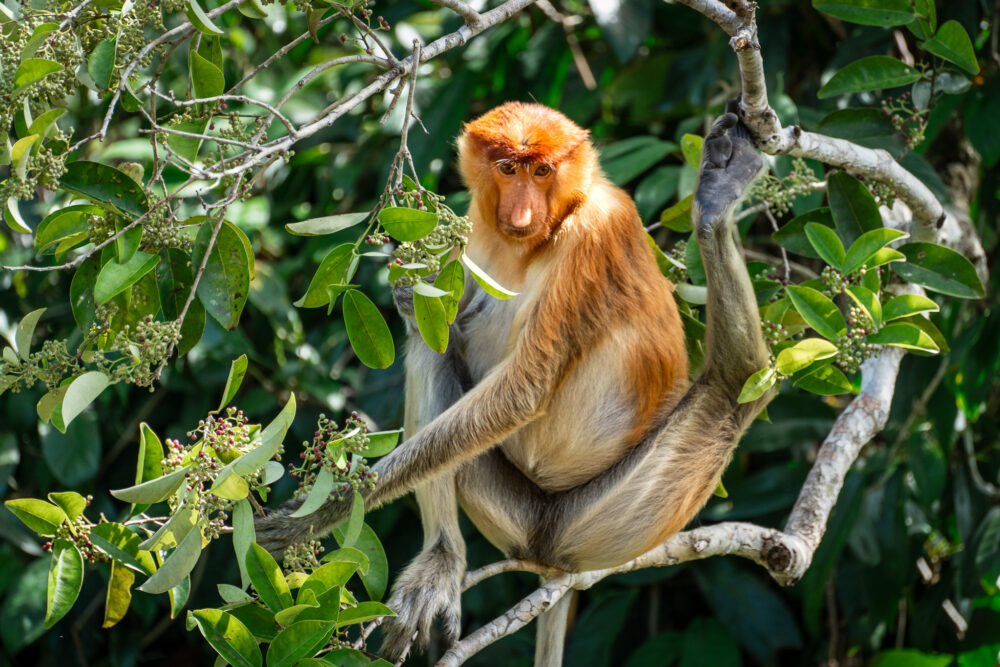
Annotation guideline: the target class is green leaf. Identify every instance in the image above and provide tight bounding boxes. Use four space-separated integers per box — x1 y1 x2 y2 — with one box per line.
88 38 117 89
882 293 939 321
413 292 449 353
103 560 135 628
138 524 204 594
290 468 335 518
378 207 438 242
812 0 916 26
773 209 834 258
13 58 63 94
804 223 845 270
267 620 337 667
167 119 210 162
137 422 165 485
90 523 156 575
185 0 224 35
659 195 693 232
192 220 253 329
599 136 677 185
232 499 255 590
827 172 882 245
59 161 149 220
285 213 368 236
21 23 59 59
94 251 159 304
111 466 189 504
361 430 400 457
843 228 908 274
229 394 296 477
680 134 704 168
332 523 386 600
189 47 224 100
342 290 395 369
295 243 355 308
219 355 248 411
45 541 84 628
12 134 38 181
738 367 776 404
6 197 33 233
299 561 359 602
210 468 249 501
786 286 847 340
61 371 110 426
189 609 263 667
35 205 101 255
336 601 395 628
139 505 198 551
846 285 883 326
237 0 269 19
435 260 465 324
793 364 854 395
155 248 206 356
921 20 979 74
246 543 293 613
15 307 46 360
776 338 839 375
818 56 921 99
461 253 518 299
870 649 953 667
340 492 364 548
867 247 906 268
890 242 985 298
868 322 939 352
4 498 65 536
47 491 87 522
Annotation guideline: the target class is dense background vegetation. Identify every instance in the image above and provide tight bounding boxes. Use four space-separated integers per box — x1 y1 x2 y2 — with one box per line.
1 0 999 665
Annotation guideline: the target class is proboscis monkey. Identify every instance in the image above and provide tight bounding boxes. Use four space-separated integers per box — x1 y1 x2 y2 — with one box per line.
256 102 772 663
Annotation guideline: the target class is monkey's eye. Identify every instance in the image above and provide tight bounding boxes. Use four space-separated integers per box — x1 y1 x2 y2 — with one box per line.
533 165 552 177
498 163 516 176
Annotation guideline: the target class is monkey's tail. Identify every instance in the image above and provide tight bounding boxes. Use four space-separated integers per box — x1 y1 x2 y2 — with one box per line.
534 587 577 667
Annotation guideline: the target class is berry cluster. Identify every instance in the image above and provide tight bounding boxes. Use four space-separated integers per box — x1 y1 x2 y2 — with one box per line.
287 413 378 503
835 305 881 374
881 92 928 153
41 496 106 563
749 158 820 217
282 538 325 574
388 187 473 287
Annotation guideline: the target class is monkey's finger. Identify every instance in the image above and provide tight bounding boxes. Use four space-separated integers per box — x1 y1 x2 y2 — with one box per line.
706 112 738 139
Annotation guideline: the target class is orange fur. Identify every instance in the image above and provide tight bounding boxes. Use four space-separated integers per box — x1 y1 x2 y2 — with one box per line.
458 102 688 472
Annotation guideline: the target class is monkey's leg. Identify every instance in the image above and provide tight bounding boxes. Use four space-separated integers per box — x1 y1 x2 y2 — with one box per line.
535 112 775 571
380 477 466 662
379 330 471 662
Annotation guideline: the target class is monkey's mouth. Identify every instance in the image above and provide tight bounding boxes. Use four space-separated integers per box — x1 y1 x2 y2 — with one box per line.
498 220 542 239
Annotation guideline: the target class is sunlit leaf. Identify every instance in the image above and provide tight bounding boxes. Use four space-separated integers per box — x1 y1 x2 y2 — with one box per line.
185 0 224 35
882 293 939 321
285 213 369 236
102 561 135 628
4 498 65 536
890 242 985 298
246 543 293 613
818 56 921 98
378 207 437 242
921 20 979 74
137 524 204 594
786 286 847 340
111 467 189 504
44 540 83 628
461 253 517 299
342 290 395 369
189 609 262 667
61 371 110 426
776 338 839 375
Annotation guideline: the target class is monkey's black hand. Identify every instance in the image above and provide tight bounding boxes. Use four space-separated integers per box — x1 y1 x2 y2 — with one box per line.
694 111 763 229
253 493 353 558
380 542 464 662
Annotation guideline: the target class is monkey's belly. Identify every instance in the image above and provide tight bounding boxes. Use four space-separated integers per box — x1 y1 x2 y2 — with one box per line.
501 355 639 492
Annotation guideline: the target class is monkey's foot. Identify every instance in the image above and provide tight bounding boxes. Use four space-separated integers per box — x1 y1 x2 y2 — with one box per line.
380 544 465 662
694 111 764 231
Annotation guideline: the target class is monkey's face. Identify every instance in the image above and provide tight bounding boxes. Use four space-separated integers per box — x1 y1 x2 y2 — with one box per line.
491 161 556 240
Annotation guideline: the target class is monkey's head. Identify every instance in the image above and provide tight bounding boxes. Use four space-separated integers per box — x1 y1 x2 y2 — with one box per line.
458 102 599 243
